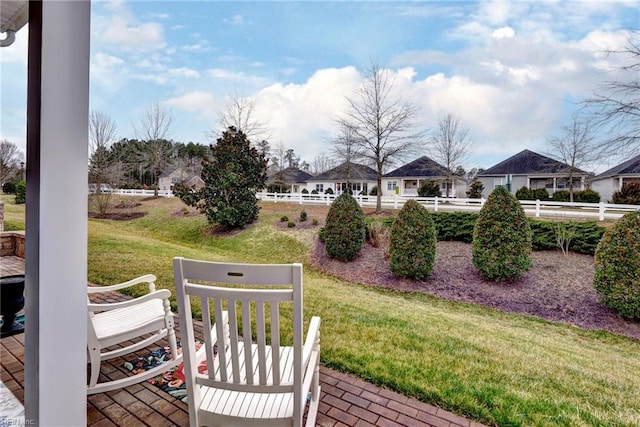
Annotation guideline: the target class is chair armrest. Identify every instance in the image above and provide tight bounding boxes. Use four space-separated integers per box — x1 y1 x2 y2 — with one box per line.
88 289 171 313
302 316 321 368
87 274 157 294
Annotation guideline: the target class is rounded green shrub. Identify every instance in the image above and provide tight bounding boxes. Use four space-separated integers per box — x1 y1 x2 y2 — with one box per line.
574 189 600 203
280 215 289 222
417 180 441 197
593 212 640 318
552 190 570 202
389 200 436 279
287 221 295 228
516 187 549 200
323 192 365 261
472 186 532 281
299 210 307 221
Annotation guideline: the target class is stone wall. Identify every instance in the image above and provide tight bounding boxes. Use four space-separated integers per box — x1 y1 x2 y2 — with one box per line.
0 232 25 258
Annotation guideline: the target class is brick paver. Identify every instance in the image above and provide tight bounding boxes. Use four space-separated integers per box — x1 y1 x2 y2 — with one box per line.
0 256 488 427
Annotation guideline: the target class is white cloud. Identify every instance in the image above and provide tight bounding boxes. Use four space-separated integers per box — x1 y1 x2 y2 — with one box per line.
164 91 218 114
168 68 201 79
492 26 515 39
181 41 211 53
93 1 165 50
223 14 246 26
249 67 361 159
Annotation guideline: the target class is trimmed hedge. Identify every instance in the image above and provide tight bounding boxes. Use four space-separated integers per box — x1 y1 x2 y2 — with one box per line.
472 186 532 281
366 210 605 255
516 186 550 200
553 189 601 203
593 212 640 319
389 200 437 279
323 192 366 261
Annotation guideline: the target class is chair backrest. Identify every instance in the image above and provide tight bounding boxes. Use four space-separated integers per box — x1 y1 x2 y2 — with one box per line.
173 258 305 398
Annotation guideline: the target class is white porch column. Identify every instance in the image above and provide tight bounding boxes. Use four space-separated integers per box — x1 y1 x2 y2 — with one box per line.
25 1 90 425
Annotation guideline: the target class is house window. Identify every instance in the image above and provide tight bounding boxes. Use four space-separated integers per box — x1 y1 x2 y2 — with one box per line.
493 178 506 189
387 181 397 191
315 184 324 193
171 177 180 183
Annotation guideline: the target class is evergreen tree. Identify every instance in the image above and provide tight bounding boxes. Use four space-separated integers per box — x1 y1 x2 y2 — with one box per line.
174 127 267 229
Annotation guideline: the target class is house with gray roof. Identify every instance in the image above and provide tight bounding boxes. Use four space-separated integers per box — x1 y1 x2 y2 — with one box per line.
266 167 314 193
477 149 589 198
305 162 377 195
382 156 467 197
590 155 640 202
158 168 204 192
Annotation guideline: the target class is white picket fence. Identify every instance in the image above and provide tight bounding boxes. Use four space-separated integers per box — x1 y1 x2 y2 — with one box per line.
110 188 176 198
255 192 639 221
106 189 639 221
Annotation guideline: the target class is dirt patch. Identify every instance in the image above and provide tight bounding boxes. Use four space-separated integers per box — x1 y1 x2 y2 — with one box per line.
114 201 142 209
310 238 640 340
205 221 258 237
88 212 147 220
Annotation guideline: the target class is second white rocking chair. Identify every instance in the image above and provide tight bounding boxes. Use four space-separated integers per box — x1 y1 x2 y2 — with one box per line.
173 257 321 427
87 274 182 394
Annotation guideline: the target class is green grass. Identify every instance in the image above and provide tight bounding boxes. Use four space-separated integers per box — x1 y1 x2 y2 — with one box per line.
0 194 26 230
55 197 640 425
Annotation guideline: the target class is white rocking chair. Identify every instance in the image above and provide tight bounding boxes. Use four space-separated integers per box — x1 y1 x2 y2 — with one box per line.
173 258 321 427
87 274 182 394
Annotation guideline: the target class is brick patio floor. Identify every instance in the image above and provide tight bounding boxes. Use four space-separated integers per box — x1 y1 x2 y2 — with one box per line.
0 256 487 427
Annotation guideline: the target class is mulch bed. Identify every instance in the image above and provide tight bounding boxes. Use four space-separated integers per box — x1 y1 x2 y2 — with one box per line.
310 239 640 340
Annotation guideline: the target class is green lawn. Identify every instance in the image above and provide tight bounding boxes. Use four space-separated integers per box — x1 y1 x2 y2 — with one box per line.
0 194 25 230
7 195 640 426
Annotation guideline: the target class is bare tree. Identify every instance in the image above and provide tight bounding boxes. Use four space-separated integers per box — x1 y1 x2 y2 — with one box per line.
311 153 335 175
134 102 174 188
582 31 640 158
0 139 24 186
271 142 287 173
546 114 596 202
135 102 173 142
342 63 424 212
88 111 118 191
330 121 364 186
429 113 473 197
213 93 269 143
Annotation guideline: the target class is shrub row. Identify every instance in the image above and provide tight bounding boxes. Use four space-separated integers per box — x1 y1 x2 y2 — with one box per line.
515 186 601 203
366 210 605 255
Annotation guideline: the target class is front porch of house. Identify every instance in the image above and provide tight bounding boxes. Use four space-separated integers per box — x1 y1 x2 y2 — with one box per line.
0 254 483 427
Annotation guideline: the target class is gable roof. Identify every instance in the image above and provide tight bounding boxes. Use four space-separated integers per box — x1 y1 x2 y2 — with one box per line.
383 156 449 178
595 154 640 179
479 149 588 176
308 162 377 181
267 167 314 184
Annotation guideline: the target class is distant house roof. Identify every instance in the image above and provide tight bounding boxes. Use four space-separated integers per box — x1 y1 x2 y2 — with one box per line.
308 162 377 182
158 169 179 178
267 167 314 184
479 149 588 176
595 154 640 179
383 156 449 178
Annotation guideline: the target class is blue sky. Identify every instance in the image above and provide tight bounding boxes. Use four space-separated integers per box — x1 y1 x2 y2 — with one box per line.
1 1 638 172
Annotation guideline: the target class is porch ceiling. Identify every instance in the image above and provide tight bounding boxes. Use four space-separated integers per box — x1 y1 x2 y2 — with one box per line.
1 0 28 46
